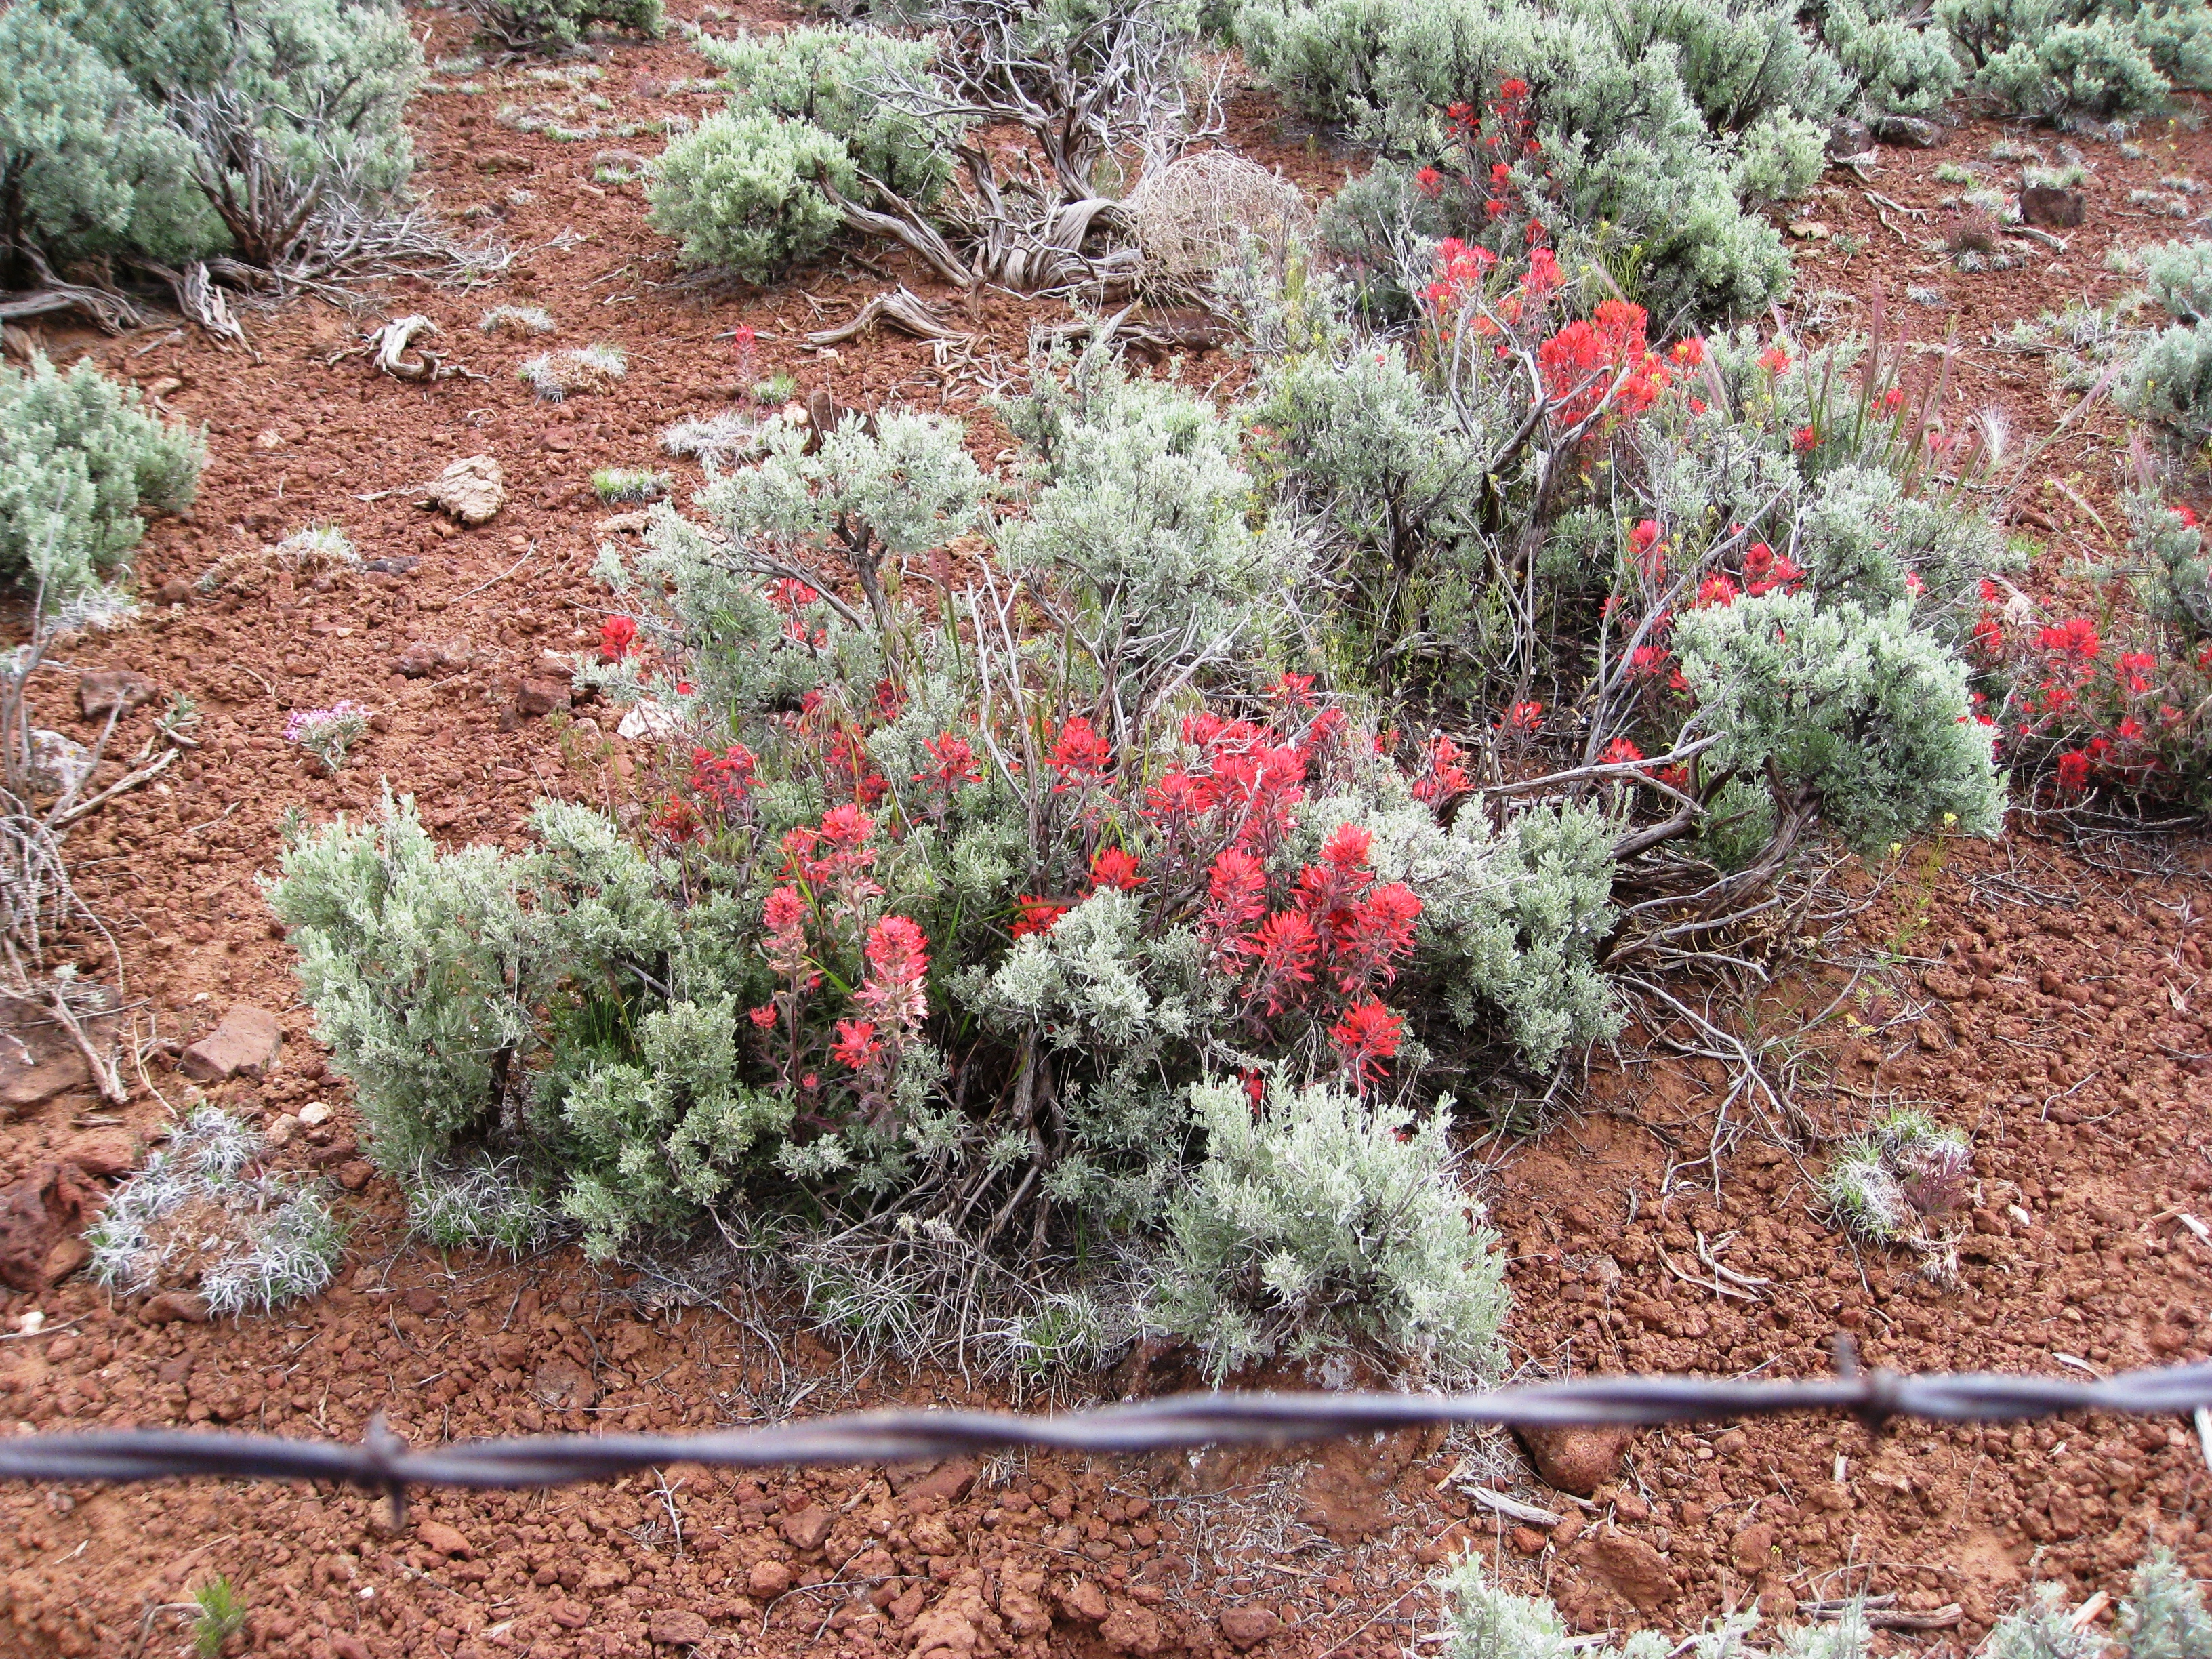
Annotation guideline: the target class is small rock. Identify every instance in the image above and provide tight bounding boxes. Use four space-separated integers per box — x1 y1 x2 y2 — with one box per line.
530 1356 596 1411
1581 1528 1676 1612
617 699 681 741
0 987 119 1115
2020 185 2086 228
1870 113 1943 148
430 454 505 526
56 1128 138 1176
264 1115 300 1149
336 1160 375 1192
363 556 421 576
416 1520 474 1558
1826 116 1873 159
907 1603 980 1659
332 1636 371 1659
142 1290 211 1324
515 677 571 718
41 1236 89 1284
1786 220 1830 240
649 1610 712 1647
1219 1607 1282 1650
1059 1580 1109 1623
179 1004 283 1082
0 1162 99 1290
77 670 157 720
897 1458 979 1507
25 729 93 800
1511 1525 1549 1555
747 1560 793 1599
781 1504 834 1552
1516 1422 1638 1497
298 1101 332 1126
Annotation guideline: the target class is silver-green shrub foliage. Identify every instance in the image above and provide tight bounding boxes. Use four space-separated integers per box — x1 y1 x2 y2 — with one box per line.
2 0 423 270
1244 0 1826 321
1153 1078 1506 1380
0 354 203 604
649 112 856 285
1672 591 2005 852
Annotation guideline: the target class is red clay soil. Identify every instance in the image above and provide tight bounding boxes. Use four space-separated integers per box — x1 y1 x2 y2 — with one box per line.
1 7 2211 1656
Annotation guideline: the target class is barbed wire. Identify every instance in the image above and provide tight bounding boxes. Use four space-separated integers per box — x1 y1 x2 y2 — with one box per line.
5 1347 2211 1520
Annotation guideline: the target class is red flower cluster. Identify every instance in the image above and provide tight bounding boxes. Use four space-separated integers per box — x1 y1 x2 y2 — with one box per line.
1408 733 1469 804
1538 302 1671 428
1742 542 1804 597
1202 821 1424 1086
689 743 758 818
600 615 638 661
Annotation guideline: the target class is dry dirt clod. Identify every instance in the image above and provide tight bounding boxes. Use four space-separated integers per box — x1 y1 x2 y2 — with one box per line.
140 1290 212 1324
429 453 506 526
1579 1525 1677 1612
1218 1605 1282 1650
1517 1420 1639 1498
530 1355 596 1411
649 1609 712 1647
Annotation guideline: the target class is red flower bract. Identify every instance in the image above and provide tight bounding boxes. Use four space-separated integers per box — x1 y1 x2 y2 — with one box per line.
1332 998 1404 1090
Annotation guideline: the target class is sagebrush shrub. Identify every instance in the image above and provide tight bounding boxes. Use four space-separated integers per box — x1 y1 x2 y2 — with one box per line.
279 366 1621 1361
1672 591 2005 852
463 0 665 49
0 353 203 605
1939 0 2179 115
2144 237 2212 323
1151 1078 1507 1381
1813 0 1966 112
6 0 424 271
698 26 956 209
649 111 855 283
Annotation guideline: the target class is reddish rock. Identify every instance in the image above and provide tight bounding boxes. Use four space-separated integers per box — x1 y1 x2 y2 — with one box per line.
1511 1525 1549 1555
1220 1605 1282 1650
1581 1527 1676 1612
2020 185 2085 228
893 1456 979 1505
1101 1599 1166 1656
1517 1422 1638 1496
55 1128 138 1176
416 1520 473 1558
77 670 157 720
0 988 119 1115
179 1004 283 1082
907 1603 981 1659
1058 1579 1109 1622
0 1162 100 1290
781 1504 834 1551
41 1236 89 1284
515 677 570 717
648 1609 712 1646
142 1290 211 1324
335 1160 375 1192
747 1560 792 1598
1732 1521 1777 1576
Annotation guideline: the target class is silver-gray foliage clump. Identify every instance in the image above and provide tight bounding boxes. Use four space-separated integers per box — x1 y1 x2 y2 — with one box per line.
1153 1078 1507 1382
0 353 203 607
0 0 424 281
87 1107 344 1317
